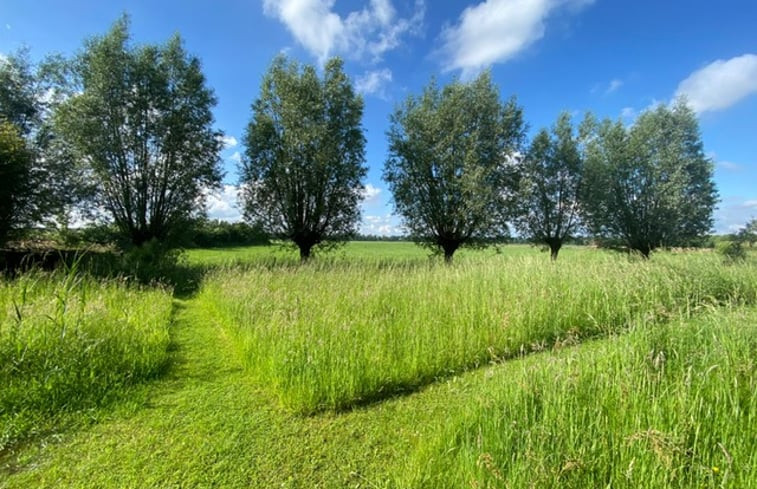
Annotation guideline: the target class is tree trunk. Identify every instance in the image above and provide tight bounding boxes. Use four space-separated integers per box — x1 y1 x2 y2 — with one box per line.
298 242 313 262
441 241 459 264
549 240 562 261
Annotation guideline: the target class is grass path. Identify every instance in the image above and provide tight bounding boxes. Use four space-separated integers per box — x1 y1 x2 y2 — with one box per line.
0 295 483 488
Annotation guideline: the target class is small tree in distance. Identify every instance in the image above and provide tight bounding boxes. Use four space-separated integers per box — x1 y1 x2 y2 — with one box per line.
384 72 526 262
513 112 584 260
241 56 367 261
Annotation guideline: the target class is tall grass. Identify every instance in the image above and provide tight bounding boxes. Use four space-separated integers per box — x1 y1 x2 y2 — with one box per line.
0 270 173 448
400 307 757 488
198 251 757 413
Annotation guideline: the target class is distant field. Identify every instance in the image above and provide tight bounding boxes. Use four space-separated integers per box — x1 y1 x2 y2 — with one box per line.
184 240 545 266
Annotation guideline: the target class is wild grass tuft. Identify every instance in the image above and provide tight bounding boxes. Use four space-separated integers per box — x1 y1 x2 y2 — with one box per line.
0 269 173 449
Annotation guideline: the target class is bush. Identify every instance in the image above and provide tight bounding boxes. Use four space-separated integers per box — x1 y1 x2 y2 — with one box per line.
188 219 269 248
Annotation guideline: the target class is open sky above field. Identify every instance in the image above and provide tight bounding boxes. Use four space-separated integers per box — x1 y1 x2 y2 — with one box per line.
1 0 755 234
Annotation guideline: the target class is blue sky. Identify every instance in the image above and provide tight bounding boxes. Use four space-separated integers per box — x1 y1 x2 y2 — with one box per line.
2 0 756 234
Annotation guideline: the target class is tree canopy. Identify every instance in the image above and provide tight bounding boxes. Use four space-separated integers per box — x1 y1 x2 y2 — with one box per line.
384 72 526 261
55 16 223 246
513 112 584 260
0 51 82 244
581 100 717 257
241 55 367 260
0 121 35 244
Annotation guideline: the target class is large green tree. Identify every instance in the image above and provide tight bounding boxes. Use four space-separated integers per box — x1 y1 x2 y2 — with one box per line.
241 56 367 260
55 17 223 246
513 112 584 260
384 73 526 262
581 100 717 257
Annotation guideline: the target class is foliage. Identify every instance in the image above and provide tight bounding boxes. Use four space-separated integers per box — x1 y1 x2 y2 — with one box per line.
0 51 84 241
55 16 223 247
384 72 526 262
199 249 757 413
188 219 269 248
513 112 584 260
242 55 366 261
0 122 34 245
739 217 757 247
581 100 717 257
0 270 172 448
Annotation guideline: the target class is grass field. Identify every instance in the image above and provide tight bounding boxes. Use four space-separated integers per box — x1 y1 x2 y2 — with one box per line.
199 247 756 412
1 242 755 488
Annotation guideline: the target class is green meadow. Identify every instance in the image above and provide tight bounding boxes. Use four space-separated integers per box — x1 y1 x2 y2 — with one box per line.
1 243 755 488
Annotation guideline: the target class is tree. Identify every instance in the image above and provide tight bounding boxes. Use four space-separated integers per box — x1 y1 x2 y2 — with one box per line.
738 217 757 247
55 16 223 246
0 121 34 245
0 51 82 242
513 112 584 260
384 73 526 262
581 100 717 257
241 56 366 261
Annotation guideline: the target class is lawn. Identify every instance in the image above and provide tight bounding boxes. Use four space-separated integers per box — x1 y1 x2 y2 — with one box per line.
1 242 755 488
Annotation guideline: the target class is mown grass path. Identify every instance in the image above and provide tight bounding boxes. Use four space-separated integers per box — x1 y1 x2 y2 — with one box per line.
0 295 473 488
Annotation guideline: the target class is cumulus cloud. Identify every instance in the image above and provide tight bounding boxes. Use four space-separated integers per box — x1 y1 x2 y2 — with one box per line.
361 183 382 203
219 135 238 149
204 185 244 222
355 68 392 98
675 54 757 114
440 0 594 77
263 0 424 64
229 151 243 165
360 214 404 236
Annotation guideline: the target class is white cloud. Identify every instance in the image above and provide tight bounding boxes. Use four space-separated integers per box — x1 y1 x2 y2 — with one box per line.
361 183 382 203
229 151 242 164
620 107 636 119
675 54 757 114
440 0 594 77
263 0 424 64
355 68 392 98
204 185 244 222
219 135 238 149
714 197 757 234
360 214 404 236
606 78 623 94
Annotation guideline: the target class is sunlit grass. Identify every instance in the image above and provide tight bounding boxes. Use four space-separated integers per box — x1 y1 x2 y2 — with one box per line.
0 271 173 449
400 307 757 488
198 249 757 413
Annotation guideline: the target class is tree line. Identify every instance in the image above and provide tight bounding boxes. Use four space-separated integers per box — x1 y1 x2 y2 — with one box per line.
1 16 719 262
